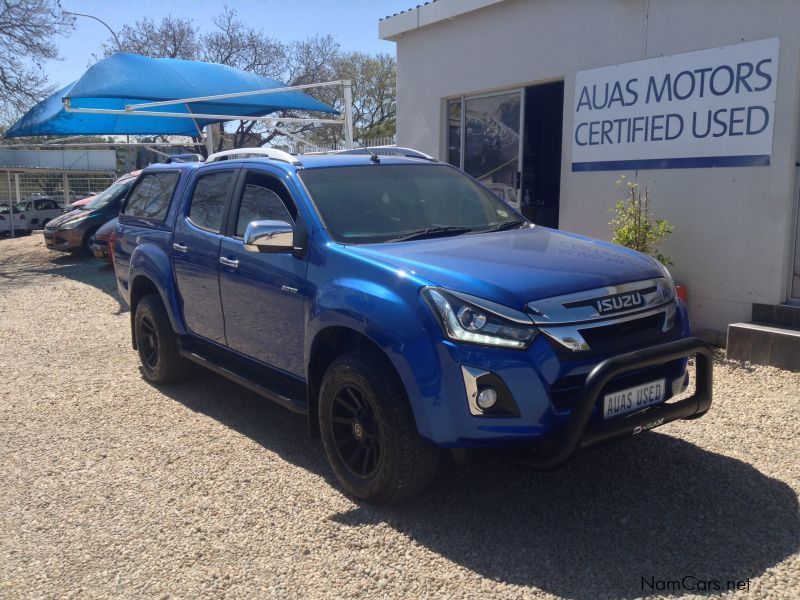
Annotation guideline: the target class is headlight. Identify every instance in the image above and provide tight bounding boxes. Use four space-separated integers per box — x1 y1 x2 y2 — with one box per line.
421 287 537 349
60 215 89 229
654 261 677 301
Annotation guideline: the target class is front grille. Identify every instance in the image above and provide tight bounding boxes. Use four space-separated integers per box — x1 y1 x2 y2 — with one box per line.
550 358 685 414
546 310 681 359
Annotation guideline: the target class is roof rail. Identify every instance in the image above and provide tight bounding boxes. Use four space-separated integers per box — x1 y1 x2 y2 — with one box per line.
334 146 435 161
206 147 302 166
164 153 204 163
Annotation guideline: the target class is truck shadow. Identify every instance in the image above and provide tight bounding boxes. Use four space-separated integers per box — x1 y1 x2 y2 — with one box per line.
160 372 799 599
0 246 129 315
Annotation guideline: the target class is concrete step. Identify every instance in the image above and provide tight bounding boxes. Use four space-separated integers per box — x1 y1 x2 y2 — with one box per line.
752 302 800 328
726 322 800 372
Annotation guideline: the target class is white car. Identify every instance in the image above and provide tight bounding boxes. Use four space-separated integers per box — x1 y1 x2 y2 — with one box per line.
0 204 29 235
16 197 64 229
484 183 521 211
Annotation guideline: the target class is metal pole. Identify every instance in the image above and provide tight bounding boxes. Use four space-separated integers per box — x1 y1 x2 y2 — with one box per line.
62 173 70 210
64 11 121 50
343 80 354 150
126 80 350 110
64 106 344 125
205 125 214 155
5 171 12 239
12 173 21 238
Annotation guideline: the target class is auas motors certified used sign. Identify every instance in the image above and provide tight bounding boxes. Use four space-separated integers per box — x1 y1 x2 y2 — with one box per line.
571 38 779 171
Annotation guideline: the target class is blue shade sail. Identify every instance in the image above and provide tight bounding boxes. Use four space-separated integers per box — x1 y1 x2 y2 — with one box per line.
6 53 337 137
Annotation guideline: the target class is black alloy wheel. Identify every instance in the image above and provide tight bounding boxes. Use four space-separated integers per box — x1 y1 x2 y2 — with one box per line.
319 351 440 504
330 384 383 479
138 313 159 370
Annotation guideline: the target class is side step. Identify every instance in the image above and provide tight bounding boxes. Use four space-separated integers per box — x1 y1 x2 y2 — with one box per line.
179 345 308 415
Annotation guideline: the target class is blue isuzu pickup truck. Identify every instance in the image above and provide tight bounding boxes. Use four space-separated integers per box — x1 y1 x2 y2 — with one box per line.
113 147 712 503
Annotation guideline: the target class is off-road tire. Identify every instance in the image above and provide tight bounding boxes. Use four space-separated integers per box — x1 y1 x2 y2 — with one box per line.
319 351 440 504
134 294 192 384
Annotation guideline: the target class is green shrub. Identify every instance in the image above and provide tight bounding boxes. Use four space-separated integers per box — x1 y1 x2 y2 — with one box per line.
609 175 674 265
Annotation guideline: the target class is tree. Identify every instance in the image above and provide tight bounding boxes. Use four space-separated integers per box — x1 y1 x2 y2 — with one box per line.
0 0 71 123
196 8 339 150
101 16 198 59
100 7 395 151
308 52 396 147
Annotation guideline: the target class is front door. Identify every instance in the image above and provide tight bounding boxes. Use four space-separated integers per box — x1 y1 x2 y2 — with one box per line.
172 168 238 344
219 169 307 377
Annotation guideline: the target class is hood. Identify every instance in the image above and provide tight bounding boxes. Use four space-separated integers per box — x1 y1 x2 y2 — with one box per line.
350 226 663 310
94 217 118 240
46 208 95 229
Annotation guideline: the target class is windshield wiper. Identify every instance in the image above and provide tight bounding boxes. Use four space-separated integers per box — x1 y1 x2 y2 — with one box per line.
477 220 529 234
387 225 473 242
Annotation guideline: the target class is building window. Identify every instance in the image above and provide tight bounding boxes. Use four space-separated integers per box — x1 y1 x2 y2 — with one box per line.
445 91 522 211
446 99 461 168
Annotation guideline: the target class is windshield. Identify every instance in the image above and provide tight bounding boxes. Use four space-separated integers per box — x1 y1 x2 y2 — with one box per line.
84 177 134 210
299 164 526 244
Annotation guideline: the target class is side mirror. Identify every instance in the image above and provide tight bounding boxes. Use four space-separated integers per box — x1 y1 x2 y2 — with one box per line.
243 219 294 253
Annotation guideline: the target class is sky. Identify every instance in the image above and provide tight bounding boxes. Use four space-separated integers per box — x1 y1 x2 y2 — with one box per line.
44 0 415 89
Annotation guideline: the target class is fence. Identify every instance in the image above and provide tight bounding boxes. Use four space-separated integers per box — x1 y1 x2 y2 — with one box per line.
1 169 117 207
1 169 117 235
284 136 396 154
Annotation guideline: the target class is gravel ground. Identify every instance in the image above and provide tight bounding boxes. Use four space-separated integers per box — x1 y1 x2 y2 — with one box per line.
0 233 798 599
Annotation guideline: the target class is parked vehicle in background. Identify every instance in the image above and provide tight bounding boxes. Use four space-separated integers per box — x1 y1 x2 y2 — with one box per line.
0 204 28 235
114 147 712 504
90 217 117 261
67 195 97 212
16 197 64 229
44 171 139 253
485 183 520 211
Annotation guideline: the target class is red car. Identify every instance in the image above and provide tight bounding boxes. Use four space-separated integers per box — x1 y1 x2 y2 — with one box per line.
89 217 118 261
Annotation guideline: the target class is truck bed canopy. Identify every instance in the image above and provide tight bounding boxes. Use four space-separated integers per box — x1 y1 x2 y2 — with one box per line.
5 53 338 138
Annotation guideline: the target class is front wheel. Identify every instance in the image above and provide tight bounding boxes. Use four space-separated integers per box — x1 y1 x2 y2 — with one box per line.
134 294 192 384
319 351 440 504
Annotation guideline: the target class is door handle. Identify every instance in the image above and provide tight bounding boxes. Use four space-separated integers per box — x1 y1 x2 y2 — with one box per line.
172 242 188 253
219 256 239 268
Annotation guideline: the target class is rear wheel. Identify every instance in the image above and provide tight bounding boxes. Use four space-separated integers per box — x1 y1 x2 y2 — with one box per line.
319 351 439 504
134 294 192 384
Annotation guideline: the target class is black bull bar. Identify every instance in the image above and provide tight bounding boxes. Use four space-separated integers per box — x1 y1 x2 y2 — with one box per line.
513 336 713 468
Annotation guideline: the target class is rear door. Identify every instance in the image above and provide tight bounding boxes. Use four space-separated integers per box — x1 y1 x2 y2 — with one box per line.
172 167 238 344
218 168 308 377
34 199 62 227
116 170 182 297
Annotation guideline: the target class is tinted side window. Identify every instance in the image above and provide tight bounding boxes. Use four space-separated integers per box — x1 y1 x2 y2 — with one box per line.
234 173 297 237
122 172 180 220
187 171 234 233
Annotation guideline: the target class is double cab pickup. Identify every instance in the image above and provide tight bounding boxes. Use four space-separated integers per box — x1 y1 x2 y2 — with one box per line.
114 147 712 503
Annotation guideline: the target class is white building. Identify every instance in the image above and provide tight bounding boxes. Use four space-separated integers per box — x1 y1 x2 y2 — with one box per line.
380 0 800 367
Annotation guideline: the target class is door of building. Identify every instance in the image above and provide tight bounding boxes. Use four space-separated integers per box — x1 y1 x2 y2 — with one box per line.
521 82 564 228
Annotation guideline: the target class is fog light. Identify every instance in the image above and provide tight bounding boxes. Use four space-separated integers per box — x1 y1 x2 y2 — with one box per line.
476 387 497 410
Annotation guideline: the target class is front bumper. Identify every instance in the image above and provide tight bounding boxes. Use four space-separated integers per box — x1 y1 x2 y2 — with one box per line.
90 237 110 260
509 337 712 468
43 228 82 251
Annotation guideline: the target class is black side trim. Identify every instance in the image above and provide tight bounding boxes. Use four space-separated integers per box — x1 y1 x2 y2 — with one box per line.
514 337 713 468
179 343 308 416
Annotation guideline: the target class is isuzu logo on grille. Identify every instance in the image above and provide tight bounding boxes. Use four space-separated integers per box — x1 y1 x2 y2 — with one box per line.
595 291 643 314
